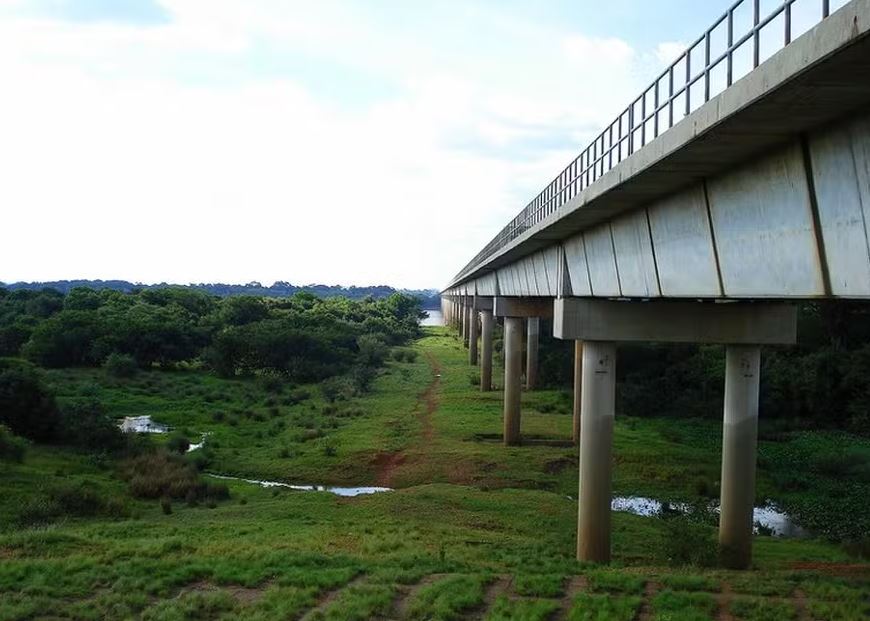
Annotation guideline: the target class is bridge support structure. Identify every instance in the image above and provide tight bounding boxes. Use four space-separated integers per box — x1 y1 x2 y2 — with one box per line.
554 298 796 567
494 297 553 445
469 298 479 365
572 341 583 445
526 317 539 390
475 297 494 391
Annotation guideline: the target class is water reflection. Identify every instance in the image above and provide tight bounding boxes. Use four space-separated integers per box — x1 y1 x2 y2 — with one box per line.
118 415 168 434
420 310 443 326
612 495 809 538
206 473 392 497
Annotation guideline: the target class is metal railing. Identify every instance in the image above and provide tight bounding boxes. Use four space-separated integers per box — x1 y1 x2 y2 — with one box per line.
451 0 842 285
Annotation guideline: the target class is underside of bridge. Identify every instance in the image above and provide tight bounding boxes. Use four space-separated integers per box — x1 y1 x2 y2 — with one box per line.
441 0 870 570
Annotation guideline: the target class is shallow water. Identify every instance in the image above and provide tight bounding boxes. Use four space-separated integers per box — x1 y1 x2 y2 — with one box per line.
206 473 392 497
118 415 168 434
611 495 809 538
420 310 443 326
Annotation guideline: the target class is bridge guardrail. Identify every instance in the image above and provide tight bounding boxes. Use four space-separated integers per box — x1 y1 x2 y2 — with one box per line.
451 0 845 286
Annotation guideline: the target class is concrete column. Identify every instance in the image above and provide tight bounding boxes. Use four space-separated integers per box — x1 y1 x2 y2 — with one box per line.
503 317 523 446
463 304 471 348
577 341 616 563
719 344 761 570
526 317 540 390
480 310 493 391
469 310 479 365
572 340 583 445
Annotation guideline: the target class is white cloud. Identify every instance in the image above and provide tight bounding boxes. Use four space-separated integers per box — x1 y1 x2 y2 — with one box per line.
0 1 679 289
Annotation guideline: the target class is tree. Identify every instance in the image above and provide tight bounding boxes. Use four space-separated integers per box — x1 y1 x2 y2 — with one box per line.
0 358 61 441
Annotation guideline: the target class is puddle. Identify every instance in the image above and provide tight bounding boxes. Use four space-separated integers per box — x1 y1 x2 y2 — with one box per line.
118 415 168 434
206 473 391 497
612 495 809 538
187 433 210 452
119 415 207 454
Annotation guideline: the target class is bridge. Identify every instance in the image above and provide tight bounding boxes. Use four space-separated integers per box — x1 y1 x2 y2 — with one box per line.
441 0 870 569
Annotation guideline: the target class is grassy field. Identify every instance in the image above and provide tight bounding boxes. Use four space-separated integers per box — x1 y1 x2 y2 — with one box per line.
1 327 868 620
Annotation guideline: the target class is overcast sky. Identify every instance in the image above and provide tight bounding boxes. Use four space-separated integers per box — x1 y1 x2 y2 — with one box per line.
0 0 818 289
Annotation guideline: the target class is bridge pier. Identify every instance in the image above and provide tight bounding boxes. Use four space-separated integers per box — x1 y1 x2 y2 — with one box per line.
463 302 471 348
494 297 554 445
555 298 796 566
526 317 539 390
577 340 616 562
469 304 479 365
502 316 523 445
720 344 761 569
480 310 493 390
572 340 583 445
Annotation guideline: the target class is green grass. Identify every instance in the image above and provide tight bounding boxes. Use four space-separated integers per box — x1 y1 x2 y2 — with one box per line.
652 590 717 621
405 574 489 620
485 595 560 620
729 595 796 621
0 327 867 620
568 593 641 621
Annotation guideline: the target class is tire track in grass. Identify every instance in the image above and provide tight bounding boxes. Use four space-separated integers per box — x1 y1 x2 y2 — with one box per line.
714 581 734 621
634 580 660 621
374 351 441 487
299 575 365 621
555 575 588 620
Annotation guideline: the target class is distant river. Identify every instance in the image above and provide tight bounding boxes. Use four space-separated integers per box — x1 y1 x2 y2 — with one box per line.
420 309 443 326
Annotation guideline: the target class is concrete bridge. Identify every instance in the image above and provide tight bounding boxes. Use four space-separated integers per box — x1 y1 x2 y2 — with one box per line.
441 0 870 569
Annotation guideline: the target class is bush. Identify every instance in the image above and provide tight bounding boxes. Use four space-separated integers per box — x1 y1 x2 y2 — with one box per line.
103 352 138 378
58 398 126 452
659 513 718 568
122 450 229 503
166 432 191 454
0 424 27 462
0 358 61 441
16 481 128 525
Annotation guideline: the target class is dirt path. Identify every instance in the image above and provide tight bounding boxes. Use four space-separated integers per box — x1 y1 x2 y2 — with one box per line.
374 352 442 487
635 580 661 621
555 576 588 619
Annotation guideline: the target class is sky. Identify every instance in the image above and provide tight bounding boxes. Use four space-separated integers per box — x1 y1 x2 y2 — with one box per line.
0 0 804 289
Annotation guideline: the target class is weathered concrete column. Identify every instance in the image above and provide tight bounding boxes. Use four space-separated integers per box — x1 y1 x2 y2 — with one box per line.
572 340 583 445
463 304 471 348
503 317 523 446
526 317 539 390
719 345 761 570
480 310 493 391
469 309 479 365
577 341 616 563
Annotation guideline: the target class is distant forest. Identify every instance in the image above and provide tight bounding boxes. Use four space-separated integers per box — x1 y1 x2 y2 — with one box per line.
1 280 441 309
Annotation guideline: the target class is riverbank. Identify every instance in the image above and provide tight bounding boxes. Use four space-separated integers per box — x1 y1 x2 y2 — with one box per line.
1 327 867 620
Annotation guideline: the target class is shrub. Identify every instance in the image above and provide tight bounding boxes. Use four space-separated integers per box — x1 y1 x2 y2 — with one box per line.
161 497 173 515
468 372 480 386
122 450 229 503
58 398 126 452
0 358 61 441
660 514 718 567
166 432 190 454
0 424 27 462
17 481 128 525
103 352 138 379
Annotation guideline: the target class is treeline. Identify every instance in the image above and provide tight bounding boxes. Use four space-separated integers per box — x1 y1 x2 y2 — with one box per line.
534 301 870 434
1 279 441 309
0 287 423 381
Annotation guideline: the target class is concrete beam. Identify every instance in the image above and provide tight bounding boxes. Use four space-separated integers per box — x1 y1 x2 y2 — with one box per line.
553 299 796 345
494 296 554 318
473 297 494 311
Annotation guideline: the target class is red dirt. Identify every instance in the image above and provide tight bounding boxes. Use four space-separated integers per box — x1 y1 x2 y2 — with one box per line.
715 581 734 621
789 562 870 576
